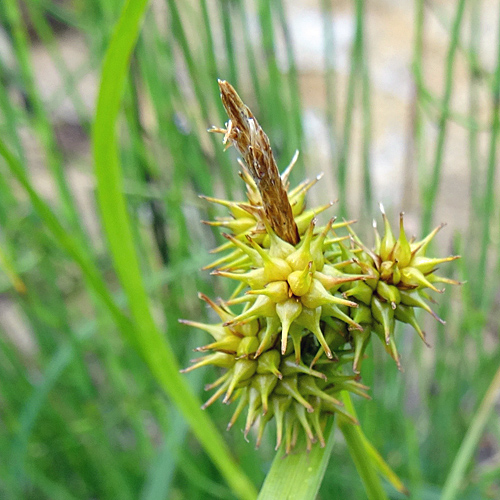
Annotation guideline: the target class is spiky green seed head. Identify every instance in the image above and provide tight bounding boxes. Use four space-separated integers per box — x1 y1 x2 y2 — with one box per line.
181 81 460 452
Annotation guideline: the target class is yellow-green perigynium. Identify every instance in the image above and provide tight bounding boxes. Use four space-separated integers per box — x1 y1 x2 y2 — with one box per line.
180 81 460 452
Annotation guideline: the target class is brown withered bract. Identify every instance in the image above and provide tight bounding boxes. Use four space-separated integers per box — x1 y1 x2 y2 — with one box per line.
212 80 300 245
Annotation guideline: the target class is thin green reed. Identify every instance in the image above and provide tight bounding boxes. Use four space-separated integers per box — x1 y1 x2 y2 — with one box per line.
220 0 240 89
476 3 500 310
321 0 339 183
91 0 255 497
2 0 84 234
421 0 466 235
166 0 236 197
468 0 482 219
275 0 305 172
337 0 365 218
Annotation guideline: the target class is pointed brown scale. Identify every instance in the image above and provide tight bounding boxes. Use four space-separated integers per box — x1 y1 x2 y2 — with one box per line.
227 388 249 430
275 376 315 412
273 396 292 450
223 359 257 403
276 298 303 354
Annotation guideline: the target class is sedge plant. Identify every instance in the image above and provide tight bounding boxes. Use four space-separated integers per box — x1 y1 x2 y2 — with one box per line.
180 80 460 494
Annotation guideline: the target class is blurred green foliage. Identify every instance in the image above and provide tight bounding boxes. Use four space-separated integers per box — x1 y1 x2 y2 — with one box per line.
0 0 499 499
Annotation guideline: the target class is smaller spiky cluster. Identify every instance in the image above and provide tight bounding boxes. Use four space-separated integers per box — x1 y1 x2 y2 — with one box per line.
181 80 460 452
339 205 461 371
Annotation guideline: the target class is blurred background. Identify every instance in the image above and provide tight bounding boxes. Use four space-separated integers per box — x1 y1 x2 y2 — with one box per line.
0 0 499 498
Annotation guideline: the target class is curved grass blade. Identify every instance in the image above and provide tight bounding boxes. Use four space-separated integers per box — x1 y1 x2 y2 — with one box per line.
91 1 256 498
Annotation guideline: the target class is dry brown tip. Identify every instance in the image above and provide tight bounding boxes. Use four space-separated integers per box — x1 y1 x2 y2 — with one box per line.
216 80 300 245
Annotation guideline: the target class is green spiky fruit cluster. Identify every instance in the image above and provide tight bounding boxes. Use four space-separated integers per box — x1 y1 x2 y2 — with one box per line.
181 160 459 452
181 81 459 452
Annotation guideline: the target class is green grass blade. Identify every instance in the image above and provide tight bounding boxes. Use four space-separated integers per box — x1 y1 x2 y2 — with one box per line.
441 365 500 500
257 419 336 500
91 1 256 498
339 392 389 500
421 0 466 235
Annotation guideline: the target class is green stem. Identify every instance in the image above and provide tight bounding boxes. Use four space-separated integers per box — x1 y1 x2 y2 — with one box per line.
91 0 256 498
257 419 336 500
421 0 466 235
339 393 389 500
